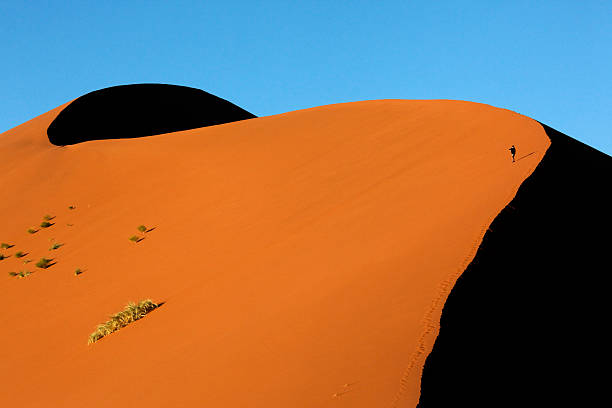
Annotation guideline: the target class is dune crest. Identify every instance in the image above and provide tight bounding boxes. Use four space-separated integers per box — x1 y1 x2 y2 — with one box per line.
417 124 612 407
0 99 548 407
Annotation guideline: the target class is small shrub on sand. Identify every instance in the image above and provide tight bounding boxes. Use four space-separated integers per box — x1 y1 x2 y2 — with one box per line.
75 268 83 276
129 235 140 242
1 243 11 249
88 299 159 344
8 271 32 278
40 221 52 228
15 251 25 258
27 228 38 234
43 215 53 221
49 241 63 250
23 259 32 264
35 258 52 269
68 205 76 210
137 225 147 233
0 253 8 260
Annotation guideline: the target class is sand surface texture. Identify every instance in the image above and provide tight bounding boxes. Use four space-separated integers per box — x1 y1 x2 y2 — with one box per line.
0 100 548 407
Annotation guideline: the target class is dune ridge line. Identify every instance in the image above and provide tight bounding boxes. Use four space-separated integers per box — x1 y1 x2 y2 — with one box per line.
390 128 549 407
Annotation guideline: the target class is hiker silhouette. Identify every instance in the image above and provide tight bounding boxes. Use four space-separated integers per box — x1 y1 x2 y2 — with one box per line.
509 145 516 162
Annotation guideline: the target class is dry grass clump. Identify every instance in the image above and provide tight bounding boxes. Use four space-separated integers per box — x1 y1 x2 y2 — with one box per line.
15 251 26 258
0 253 8 260
0 243 12 249
8 271 32 278
88 299 159 344
40 221 52 228
35 258 52 269
27 228 38 234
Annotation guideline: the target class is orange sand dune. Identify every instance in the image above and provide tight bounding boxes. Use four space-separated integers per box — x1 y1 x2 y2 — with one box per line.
0 99 549 407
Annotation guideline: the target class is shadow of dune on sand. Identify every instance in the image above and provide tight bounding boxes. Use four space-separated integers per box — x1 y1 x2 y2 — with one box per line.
417 124 612 407
47 84 257 146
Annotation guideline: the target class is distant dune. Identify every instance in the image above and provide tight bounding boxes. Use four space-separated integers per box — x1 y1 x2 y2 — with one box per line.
2 89 599 407
47 84 256 145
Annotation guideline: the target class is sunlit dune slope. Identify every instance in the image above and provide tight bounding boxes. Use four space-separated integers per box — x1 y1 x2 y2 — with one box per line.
0 99 548 407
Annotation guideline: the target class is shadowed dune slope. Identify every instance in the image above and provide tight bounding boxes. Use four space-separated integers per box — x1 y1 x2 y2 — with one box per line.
0 99 548 407
47 84 256 145
417 125 612 407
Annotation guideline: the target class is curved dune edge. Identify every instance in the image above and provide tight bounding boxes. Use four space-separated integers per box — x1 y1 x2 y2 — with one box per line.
390 131 549 407
416 124 611 406
0 99 549 407
47 84 256 146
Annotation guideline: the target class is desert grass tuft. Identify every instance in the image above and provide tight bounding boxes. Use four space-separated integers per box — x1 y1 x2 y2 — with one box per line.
27 228 38 234
49 242 63 250
15 251 25 258
40 221 52 228
129 235 140 242
0 253 8 260
8 271 32 278
43 215 54 221
35 258 52 269
1 243 12 249
88 299 159 344
137 225 147 233
68 205 76 210
75 268 83 276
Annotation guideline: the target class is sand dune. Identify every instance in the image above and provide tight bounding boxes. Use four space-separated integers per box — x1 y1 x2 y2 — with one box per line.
417 124 612 407
0 98 548 407
47 84 256 146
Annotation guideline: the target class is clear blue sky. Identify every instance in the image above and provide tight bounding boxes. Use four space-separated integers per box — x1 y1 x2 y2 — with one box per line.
1 1 610 155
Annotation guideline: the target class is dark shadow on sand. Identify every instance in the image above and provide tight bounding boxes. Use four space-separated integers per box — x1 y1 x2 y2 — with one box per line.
417 124 612 407
515 151 536 162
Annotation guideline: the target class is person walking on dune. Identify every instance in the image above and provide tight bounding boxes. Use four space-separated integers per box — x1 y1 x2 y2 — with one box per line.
509 145 516 162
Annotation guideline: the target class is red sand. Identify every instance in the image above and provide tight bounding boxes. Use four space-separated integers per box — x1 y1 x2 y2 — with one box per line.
0 100 549 407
